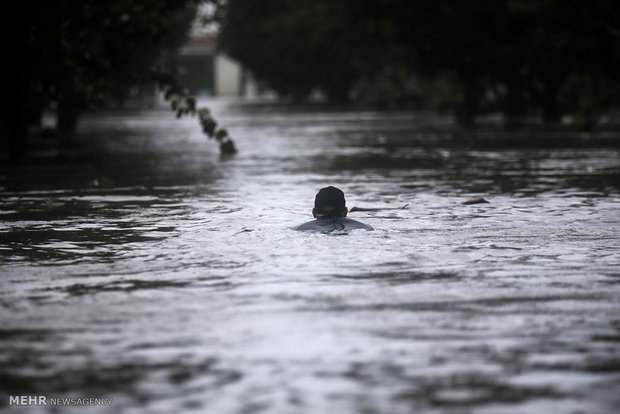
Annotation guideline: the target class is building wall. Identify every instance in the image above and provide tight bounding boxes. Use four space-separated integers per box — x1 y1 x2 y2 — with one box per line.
178 36 263 98
214 54 242 97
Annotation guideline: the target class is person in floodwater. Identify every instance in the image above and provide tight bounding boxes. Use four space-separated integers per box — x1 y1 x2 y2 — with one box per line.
294 186 374 231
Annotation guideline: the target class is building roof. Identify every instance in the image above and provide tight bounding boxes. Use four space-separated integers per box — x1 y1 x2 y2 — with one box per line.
180 35 216 56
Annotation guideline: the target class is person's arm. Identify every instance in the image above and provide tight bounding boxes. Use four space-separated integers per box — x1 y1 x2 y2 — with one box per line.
349 204 409 213
461 197 489 205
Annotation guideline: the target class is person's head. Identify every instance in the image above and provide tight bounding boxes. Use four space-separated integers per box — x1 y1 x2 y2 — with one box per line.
312 186 348 218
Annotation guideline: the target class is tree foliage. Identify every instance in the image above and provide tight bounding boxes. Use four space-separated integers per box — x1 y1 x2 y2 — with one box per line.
5 0 236 158
216 0 620 125
217 0 362 103
163 83 237 154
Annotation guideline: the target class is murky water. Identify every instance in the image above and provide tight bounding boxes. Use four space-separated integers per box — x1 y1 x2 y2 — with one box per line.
1 100 620 413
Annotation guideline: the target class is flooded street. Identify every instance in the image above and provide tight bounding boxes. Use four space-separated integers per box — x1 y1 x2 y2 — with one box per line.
1 100 620 413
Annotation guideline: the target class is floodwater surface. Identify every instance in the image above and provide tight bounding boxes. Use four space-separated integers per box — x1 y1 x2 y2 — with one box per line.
1 100 620 414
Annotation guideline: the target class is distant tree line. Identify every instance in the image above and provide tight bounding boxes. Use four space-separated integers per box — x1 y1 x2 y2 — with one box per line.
4 0 236 159
216 0 620 126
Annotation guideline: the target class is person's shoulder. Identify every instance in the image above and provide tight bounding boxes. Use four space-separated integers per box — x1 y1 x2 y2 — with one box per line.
293 218 373 231
341 218 374 230
293 219 338 231
293 220 319 231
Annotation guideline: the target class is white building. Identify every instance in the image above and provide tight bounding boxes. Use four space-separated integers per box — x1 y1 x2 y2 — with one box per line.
178 35 258 98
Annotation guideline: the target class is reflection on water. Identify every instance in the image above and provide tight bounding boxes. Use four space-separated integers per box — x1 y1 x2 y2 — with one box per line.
1 101 620 413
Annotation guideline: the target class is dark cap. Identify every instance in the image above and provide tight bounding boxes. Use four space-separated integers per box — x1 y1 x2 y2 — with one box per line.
314 186 346 216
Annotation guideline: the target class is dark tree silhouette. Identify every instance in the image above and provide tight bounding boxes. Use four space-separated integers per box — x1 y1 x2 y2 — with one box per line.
215 0 620 126
3 0 236 158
